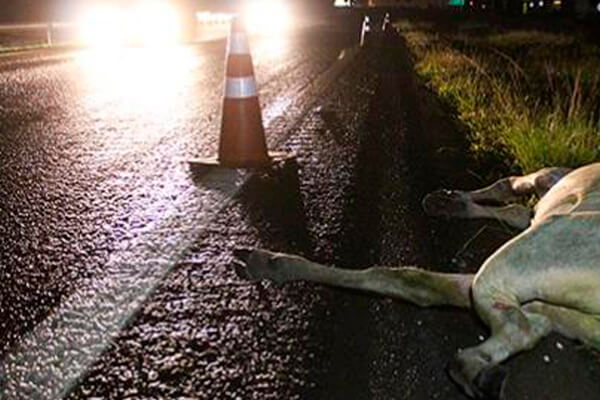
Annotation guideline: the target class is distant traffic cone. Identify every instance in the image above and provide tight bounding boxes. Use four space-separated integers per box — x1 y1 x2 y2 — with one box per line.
189 16 292 169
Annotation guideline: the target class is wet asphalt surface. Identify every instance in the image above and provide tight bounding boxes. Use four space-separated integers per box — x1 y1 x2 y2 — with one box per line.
2 10 600 400
0 15 360 398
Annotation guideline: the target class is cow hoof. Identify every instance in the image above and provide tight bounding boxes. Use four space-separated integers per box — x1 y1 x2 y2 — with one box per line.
474 365 508 400
233 248 255 280
422 189 469 217
233 247 273 281
233 248 289 284
232 248 253 280
447 358 478 399
448 357 508 400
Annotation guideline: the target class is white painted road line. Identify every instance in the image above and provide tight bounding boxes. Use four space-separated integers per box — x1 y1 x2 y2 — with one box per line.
0 167 250 399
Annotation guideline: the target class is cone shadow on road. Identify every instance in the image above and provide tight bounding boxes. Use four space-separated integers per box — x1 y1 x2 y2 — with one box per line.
234 159 313 255
188 165 250 195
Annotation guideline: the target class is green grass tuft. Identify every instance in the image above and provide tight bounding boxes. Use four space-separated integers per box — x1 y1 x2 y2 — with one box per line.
399 18 600 174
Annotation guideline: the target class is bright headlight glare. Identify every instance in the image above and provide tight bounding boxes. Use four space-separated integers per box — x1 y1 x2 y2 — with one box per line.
79 4 126 47
79 1 182 48
243 0 291 34
131 1 181 45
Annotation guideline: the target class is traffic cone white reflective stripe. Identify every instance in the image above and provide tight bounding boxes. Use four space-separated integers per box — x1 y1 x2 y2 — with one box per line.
224 77 258 99
188 16 293 169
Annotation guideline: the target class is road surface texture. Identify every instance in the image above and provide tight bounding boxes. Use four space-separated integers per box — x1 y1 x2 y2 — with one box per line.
2 11 600 400
0 16 361 398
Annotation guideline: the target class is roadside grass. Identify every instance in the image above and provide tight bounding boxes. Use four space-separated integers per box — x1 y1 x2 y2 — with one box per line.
0 43 52 54
397 19 600 174
0 31 80 55
0 30 47 51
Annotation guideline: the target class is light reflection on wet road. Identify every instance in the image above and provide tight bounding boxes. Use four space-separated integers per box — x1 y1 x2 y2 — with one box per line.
0 24 355 398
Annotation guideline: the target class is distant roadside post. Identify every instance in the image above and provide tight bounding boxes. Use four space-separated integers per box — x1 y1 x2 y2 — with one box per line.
360 16 370 46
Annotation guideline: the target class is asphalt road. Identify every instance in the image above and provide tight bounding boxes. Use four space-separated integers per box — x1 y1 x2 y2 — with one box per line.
0 17 361 398
2 10 600 400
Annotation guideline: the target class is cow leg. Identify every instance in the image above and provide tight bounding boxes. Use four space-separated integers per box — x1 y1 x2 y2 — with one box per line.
452 301 600 398
422 175 537 220
523 301 600 350
448 225 566 400
422 189 532 229
449 293 552 399
465 167 572 203
233 248 473 308
467 168 571 202
422 168 572 230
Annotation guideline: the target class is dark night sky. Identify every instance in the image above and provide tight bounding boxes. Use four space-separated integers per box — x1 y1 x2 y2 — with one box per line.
0 0 334 23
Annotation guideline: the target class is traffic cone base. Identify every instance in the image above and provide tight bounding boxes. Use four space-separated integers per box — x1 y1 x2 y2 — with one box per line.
188 150 295 169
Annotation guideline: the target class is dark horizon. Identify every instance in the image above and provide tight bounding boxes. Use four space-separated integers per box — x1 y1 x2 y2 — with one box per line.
0 0 334 23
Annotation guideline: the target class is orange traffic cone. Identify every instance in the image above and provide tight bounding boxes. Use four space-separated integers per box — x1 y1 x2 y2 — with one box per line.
189 16 292 169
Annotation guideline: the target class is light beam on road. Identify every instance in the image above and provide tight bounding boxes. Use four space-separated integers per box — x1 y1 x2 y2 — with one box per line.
74 47 198 147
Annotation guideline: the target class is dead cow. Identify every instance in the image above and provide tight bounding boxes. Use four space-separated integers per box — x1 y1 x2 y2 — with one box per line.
234 163 600 399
